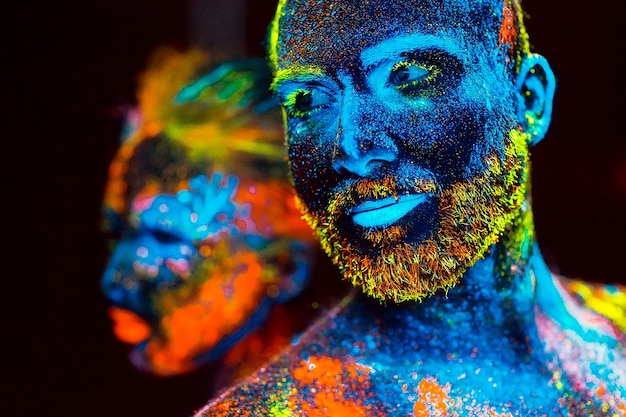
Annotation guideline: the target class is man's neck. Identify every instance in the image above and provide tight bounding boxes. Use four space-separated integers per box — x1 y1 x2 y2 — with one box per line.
364 203 543 356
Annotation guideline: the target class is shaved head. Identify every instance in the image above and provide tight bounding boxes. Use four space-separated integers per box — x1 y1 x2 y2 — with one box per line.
270 0 529 77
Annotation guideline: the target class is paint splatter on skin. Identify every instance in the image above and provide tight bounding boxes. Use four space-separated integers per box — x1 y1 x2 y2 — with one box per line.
192 0 626 415
195 281 625 416
565 279 626 334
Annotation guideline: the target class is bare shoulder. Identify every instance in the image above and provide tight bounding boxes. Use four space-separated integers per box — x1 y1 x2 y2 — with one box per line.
192 355 298 417
192 347 380 416
192 296 375 416
557 275 626 335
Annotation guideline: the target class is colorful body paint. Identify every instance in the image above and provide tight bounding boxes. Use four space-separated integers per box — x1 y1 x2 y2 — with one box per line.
101 49 324 378
195 254 626 416
192 0 625 415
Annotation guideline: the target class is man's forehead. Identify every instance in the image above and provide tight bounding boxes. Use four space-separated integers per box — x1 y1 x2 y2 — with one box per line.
271 0 505 72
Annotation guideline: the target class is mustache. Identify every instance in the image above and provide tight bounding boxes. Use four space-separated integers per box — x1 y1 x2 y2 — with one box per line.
325 170 438 217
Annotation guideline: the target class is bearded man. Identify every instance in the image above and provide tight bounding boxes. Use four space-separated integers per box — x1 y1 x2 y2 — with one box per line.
192 0 626 415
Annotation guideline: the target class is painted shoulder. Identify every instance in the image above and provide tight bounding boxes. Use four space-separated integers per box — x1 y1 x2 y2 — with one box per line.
535 274 626 414
558 275 626 335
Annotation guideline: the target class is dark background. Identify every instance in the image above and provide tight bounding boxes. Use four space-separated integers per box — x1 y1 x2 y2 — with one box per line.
7 1 625 416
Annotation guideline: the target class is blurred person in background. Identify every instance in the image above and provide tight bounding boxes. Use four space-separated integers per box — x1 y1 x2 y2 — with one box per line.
100 48 343 387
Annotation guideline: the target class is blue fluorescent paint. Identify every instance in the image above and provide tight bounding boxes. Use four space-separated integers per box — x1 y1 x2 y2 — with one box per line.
192 1 626 415
136 173 238 242
101 54 322 379
101 231 198 317
359 33 463 69
514 54 556 145
351 194 430 228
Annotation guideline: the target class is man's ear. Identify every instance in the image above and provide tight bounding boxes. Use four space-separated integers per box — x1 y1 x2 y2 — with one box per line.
515 54 556 145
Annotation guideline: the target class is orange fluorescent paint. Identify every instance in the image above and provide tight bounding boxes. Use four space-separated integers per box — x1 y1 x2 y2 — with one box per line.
412 378 514 417
235 180 314 241
413 378 453 417
109 307 151 344
292 356 373 417
498 2 517 55
142 246 270 375
303 390 368 417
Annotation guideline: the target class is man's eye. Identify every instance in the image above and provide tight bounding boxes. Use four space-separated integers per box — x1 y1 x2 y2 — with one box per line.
389 63 429 88
283 89 333 117
385 50 463 98
295 91 314 111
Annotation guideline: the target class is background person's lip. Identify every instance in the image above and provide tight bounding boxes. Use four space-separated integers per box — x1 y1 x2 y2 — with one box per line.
109 307 152 344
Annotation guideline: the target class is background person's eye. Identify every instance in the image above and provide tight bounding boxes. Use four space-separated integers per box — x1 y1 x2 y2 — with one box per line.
389 63 429 87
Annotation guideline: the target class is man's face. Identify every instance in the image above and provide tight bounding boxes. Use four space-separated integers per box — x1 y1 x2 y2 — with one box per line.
272 0 530 302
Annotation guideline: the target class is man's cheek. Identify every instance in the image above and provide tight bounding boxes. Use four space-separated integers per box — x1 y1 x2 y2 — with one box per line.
393 107 481 182
288 137 333 212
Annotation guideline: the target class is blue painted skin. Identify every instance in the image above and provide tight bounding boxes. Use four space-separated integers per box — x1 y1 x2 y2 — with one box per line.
275 30 519 226
101 173 239 318
102 233 200 318
351 194 431 228
101 58 272 321
100 55 322 378
136 173 239 242
194 0 626 415
273 16 536 301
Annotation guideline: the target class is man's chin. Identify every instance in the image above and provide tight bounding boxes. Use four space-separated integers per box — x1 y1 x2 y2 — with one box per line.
326 234 465 303
298 129 530 303
361 224 409 248
297 201 455 303
360 212 439 250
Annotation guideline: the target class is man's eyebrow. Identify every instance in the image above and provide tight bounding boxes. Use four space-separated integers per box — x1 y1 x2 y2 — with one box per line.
271 65 326 92
360 33 462 69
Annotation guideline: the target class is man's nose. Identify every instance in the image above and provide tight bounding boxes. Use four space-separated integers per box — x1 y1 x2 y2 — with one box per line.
332 98 397 177
332 136 397 177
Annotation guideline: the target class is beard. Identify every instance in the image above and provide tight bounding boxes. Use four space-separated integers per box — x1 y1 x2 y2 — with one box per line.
297 128 530 303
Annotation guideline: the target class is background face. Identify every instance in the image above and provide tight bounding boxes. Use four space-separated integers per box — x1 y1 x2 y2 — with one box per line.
95 48 320 375
12 1 626 416
103 195 310 376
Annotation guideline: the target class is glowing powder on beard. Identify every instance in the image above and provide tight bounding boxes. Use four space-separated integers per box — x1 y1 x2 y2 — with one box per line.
297 129 530 303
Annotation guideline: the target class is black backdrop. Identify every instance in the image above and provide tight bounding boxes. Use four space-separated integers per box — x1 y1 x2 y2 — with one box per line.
7 1 625 416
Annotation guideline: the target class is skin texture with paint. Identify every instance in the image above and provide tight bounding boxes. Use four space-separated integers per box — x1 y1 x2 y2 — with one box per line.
101 49 330 379
193 0 626 415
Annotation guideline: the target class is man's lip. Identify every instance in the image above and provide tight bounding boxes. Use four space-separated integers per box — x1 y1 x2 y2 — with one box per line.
350 194 431 227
